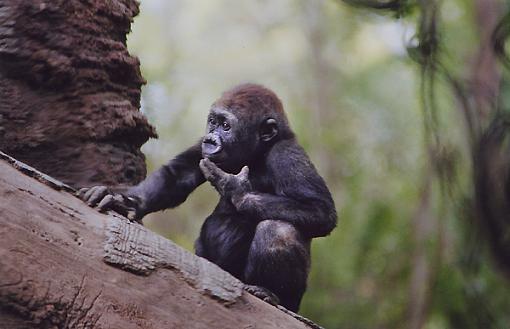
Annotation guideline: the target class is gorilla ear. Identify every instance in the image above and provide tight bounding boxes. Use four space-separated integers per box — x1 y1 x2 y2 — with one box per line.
260 118 278 142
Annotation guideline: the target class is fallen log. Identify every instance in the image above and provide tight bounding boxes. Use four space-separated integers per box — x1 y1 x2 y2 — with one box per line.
0 152 319 329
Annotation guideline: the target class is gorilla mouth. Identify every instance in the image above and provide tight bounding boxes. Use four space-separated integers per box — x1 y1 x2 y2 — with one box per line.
202 136 223 158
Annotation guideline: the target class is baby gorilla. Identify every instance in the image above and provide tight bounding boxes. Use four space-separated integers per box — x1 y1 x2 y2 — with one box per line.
79 83 337 312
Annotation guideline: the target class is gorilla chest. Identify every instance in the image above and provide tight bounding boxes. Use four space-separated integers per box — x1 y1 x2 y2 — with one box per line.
248 170 274 194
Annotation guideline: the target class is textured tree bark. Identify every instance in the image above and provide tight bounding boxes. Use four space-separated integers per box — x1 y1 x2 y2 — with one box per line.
0 0 157 188
0 153 316 329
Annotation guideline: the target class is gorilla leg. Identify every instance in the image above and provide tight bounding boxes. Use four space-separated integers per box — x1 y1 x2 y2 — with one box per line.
195 211 256 279
244 220 310 312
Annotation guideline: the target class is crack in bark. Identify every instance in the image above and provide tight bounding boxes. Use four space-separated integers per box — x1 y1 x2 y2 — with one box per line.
0 274 104 329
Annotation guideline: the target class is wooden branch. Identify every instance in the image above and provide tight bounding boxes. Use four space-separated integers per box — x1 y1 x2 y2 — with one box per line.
0 153 317 329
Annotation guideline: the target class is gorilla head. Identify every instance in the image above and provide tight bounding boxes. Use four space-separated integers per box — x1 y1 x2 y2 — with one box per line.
201 83 293 172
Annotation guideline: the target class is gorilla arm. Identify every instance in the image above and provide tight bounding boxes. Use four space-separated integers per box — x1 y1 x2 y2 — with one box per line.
78 142 205 221
199 145 337 238
234 189 337 238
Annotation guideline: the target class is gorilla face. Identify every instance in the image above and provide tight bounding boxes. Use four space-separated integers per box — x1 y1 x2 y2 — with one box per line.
202 106 280 173
202 107 256 172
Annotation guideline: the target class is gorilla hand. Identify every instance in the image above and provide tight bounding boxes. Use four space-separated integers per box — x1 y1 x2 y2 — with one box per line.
76 186 142 222
199 158 251 203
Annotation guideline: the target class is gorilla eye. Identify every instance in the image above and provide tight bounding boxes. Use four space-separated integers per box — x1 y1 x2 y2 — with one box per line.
222 121 231 131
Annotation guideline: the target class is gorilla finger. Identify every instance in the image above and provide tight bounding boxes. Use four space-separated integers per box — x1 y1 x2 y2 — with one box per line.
83 188 96 203
200 160 221 185
126 209 140 222
199 159 212 177
110 203 130 218
244 285 280 306
126 210 136 221
96 194 116 212
207 170 223 185
87 186 110 206
109 197 138 219
83 186 104 203
111 195 134 216
203 158 222 173
202 157 215 168
96 194 132 218
202 158 226 181
76 187 89 199
238 166 249 180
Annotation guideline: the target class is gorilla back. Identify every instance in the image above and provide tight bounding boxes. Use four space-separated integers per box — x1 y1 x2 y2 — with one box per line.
78 83 337 312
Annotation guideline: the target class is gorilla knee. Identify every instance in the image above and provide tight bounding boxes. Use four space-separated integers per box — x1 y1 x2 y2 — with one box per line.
246 220 310 312
251 220 310 266
254 220 303 252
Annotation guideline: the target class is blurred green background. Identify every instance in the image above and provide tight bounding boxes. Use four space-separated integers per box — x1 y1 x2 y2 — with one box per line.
127 1 510 328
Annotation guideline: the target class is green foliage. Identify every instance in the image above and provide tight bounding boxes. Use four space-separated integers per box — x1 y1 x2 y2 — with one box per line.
128 1 510 327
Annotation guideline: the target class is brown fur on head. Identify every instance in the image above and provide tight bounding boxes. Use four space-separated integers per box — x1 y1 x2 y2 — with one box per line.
212 83 290 133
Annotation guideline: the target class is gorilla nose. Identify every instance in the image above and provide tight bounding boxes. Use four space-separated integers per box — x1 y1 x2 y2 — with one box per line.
202 136 222 156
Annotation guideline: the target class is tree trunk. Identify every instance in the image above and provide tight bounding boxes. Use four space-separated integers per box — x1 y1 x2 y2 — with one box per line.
0 152 318 329
408 168 436 329
471 0 510 277
0 0 157 188
472 0 502 124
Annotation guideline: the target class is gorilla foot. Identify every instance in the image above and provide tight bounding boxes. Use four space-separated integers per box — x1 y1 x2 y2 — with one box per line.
244 285 280 306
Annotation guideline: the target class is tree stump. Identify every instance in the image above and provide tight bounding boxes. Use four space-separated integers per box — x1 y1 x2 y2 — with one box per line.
0 0 157 188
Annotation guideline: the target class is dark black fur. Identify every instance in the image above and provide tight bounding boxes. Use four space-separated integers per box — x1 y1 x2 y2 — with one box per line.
79 84 337 312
